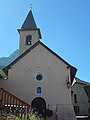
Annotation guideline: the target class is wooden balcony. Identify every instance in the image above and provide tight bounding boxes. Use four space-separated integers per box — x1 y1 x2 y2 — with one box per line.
0 88 30 113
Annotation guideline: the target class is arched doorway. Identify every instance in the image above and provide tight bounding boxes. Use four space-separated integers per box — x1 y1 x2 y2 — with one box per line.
31 97 46 118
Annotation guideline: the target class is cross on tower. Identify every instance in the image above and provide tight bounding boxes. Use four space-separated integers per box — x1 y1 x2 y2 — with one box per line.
30 4 32 10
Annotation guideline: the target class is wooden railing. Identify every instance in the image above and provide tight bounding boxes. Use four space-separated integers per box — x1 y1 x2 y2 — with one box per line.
0 88 30 113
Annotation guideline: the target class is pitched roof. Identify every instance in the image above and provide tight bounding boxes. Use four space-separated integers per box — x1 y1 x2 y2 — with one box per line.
3 41 77 83
75 77 90 85
21 10 37 30
18 10 42 39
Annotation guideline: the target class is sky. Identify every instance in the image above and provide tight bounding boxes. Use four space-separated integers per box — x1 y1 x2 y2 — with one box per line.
0 0 90 82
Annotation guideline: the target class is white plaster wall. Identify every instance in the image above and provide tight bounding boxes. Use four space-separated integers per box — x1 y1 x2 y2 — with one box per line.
1 44 72 110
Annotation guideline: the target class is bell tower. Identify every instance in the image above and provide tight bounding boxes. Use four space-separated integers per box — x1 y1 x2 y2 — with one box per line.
18 10 42 55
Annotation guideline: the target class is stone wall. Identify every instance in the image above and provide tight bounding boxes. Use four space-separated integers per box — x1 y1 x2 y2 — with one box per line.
56 104 77 120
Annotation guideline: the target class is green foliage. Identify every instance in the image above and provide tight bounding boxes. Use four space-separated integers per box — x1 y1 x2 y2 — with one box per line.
0 69 7 79
0 108 43 120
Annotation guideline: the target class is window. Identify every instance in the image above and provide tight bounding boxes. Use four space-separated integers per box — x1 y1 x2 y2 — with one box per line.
74 106 79 114
74 94 77 103
36 87 42 94
35 72 44 82
36 74 43 81
88 108 90 113
26 35 32 45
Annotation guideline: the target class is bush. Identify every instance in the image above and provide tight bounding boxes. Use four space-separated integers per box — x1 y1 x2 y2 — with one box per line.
0 108 43 120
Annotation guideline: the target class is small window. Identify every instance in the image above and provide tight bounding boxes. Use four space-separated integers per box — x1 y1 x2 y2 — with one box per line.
74 106 79 114
35 72 44 82
36 87 42 94
36 74 43 81
26 35 32 45
88 108 90 113
74 94 77 103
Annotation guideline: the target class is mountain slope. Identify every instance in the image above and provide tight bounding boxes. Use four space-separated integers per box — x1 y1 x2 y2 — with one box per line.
0 50 19 69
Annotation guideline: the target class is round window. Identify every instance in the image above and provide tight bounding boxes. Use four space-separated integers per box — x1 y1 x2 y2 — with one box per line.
36 74 43 81
35 72 44 81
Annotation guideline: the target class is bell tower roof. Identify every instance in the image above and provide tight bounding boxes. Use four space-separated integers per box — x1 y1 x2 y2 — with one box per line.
21 10 37 30
18 10 42 39
18 10 42 55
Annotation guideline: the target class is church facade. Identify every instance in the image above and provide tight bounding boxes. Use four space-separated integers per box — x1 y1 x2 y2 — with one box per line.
0 10 77 120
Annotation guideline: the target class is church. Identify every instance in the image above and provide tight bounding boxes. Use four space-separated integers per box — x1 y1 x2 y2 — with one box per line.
0 10 77 120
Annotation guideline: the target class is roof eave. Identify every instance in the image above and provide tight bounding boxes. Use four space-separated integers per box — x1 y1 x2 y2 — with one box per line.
70 67 77 84
17 28 42 39
3 41 77 81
